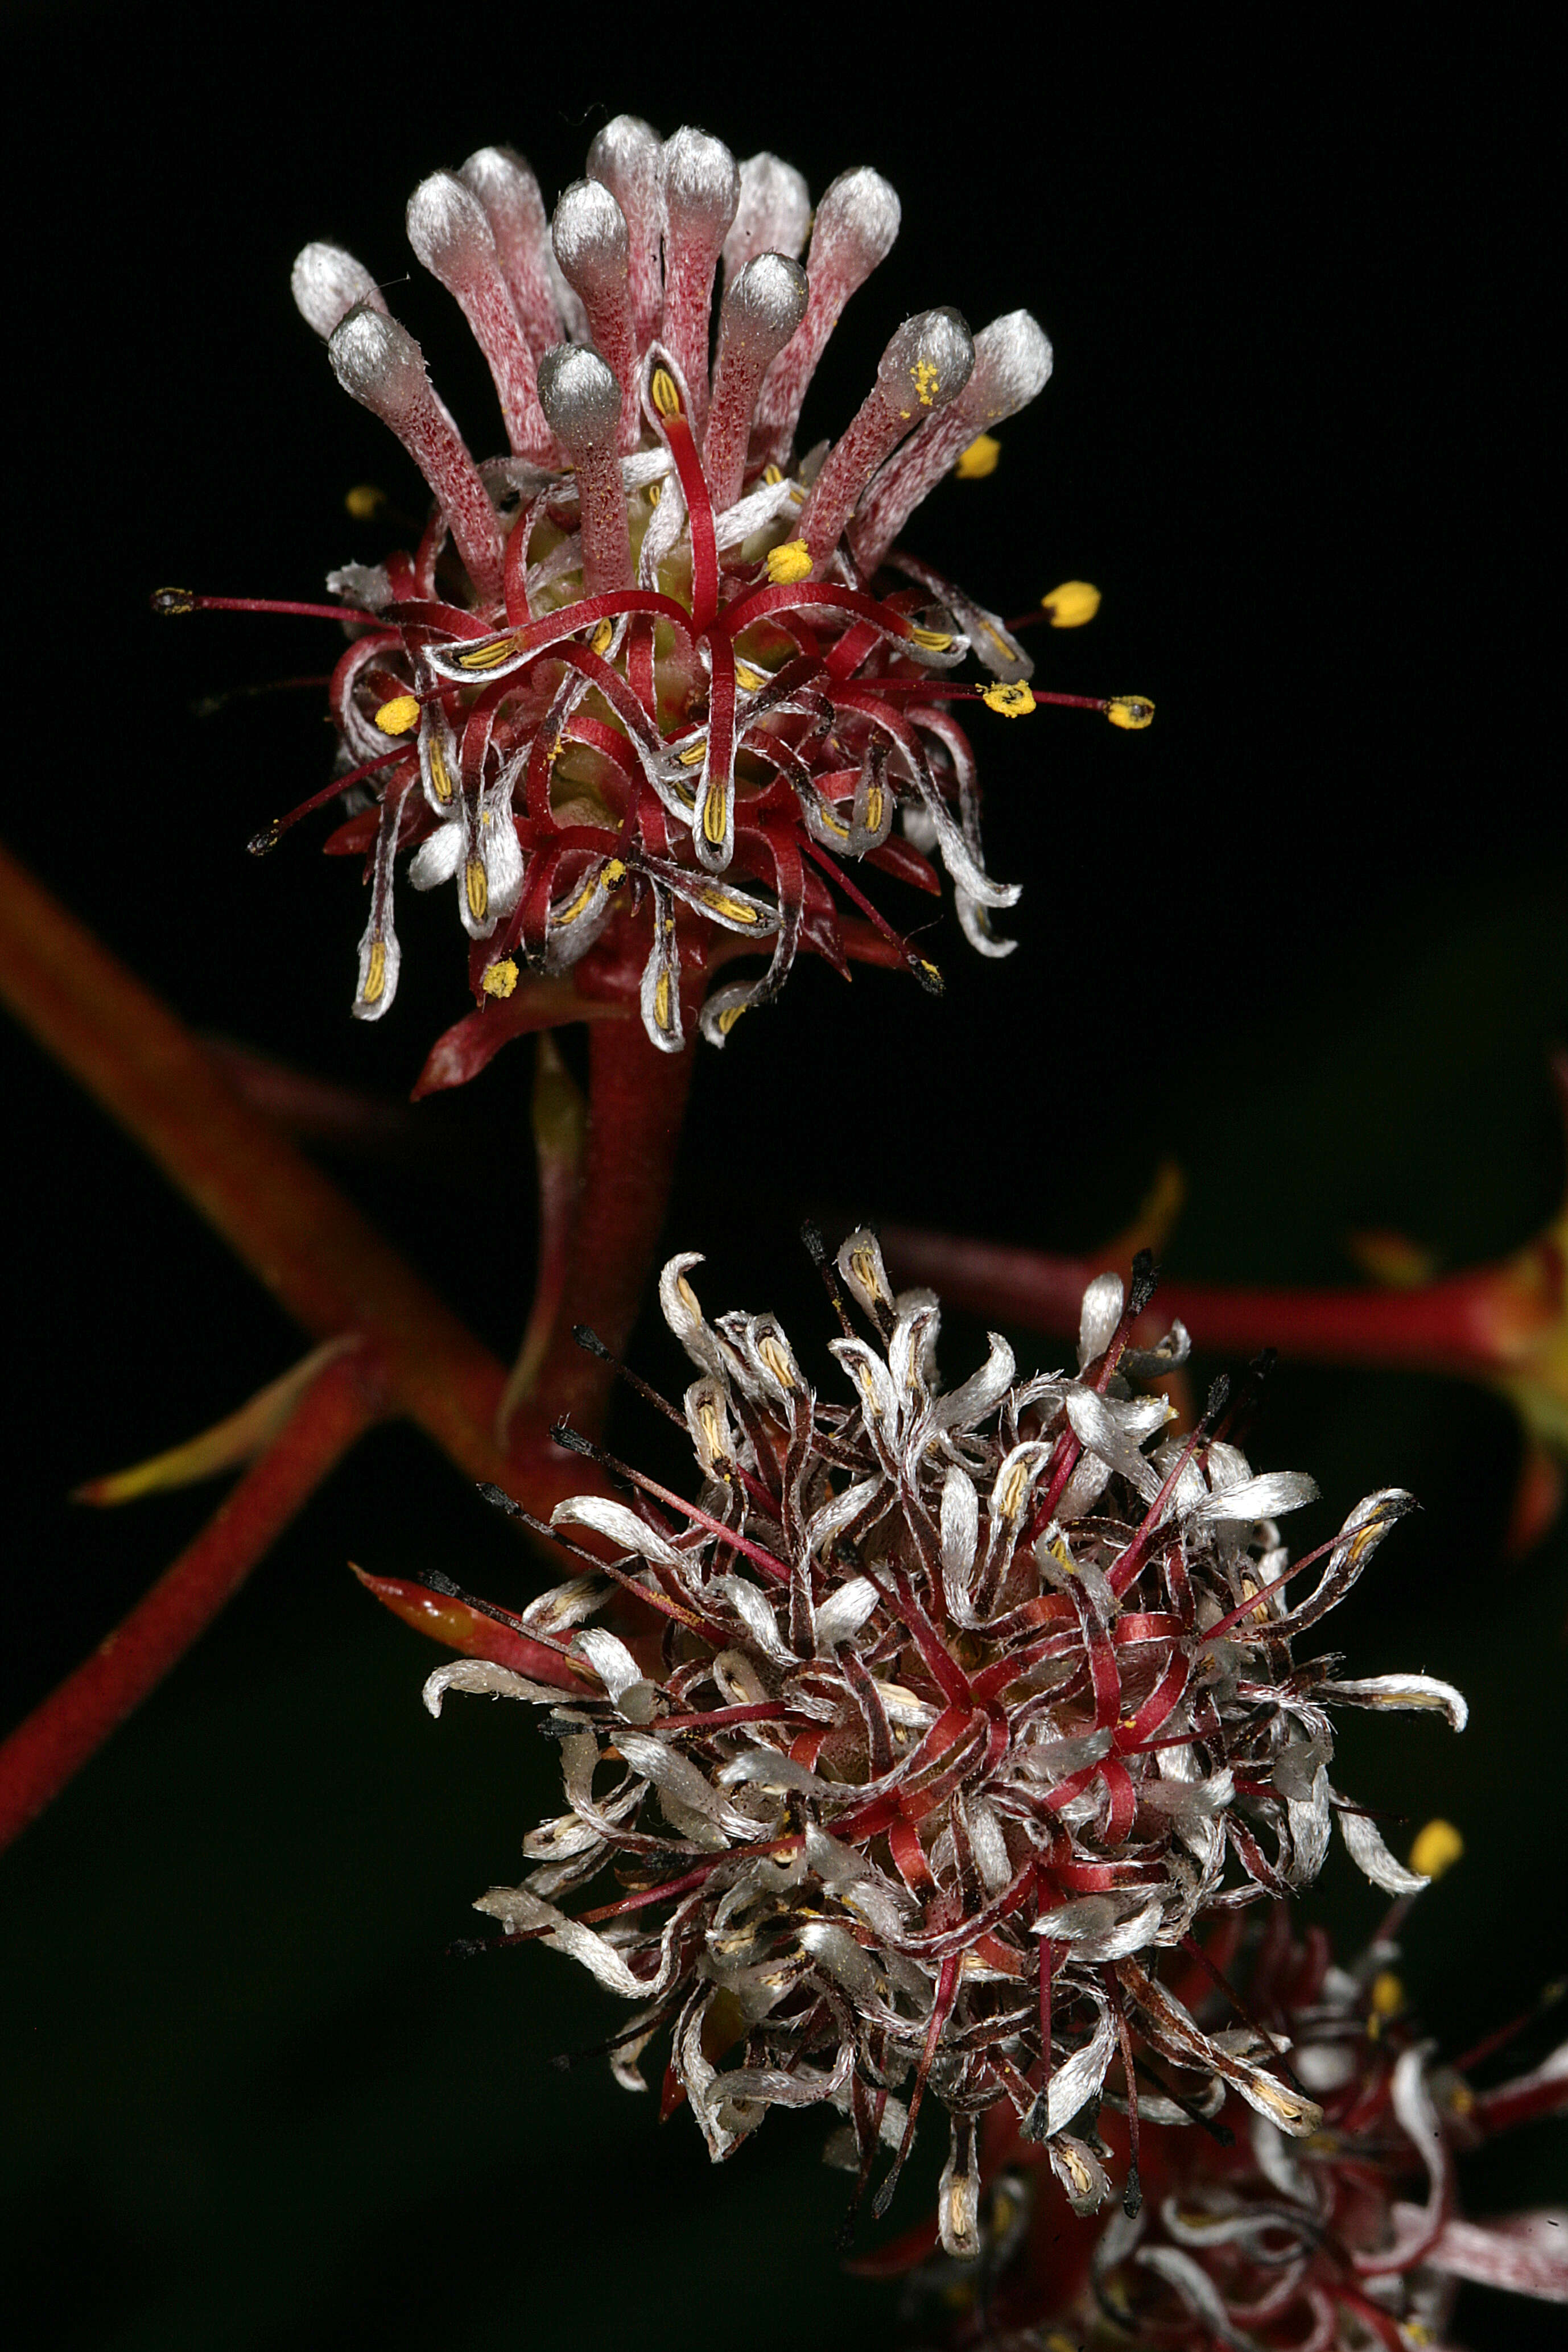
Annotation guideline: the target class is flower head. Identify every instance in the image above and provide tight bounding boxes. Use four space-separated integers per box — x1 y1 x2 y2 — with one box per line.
269 123 1112 1060
422 1237 1465 2254
902 1899 1568 2347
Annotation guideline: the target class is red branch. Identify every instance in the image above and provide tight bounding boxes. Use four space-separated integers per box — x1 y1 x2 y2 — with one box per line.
0 1346 381 1851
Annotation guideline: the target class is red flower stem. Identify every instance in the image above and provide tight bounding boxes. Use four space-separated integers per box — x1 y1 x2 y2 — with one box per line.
880 1223 1552 1383
527 1010 694 1437
0 1345 380 1853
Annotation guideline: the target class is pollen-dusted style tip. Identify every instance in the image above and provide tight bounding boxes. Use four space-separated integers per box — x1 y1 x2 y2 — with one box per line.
551 178 639 448
875 306 975 421
327 304 505 602
850 309 1053 573
753 164 901 462
535 343 621 451
661 127 740 427
800 307 974 565
290 242 387 340
328 304 428 415
537 344 632 596
586 114 665 352
406 170 555 465
723 151 811 284
459 146 560 358
703 251 808 511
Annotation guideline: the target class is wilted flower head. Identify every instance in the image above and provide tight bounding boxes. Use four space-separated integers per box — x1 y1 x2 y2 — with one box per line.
423 1237 1466 2255
251 121 1138 1063
903 1900 1568 2347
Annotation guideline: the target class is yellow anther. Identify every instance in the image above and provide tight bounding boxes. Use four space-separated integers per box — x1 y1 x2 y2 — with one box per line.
555 873 601 928
702 787 729 848
816 804 850 840
735 660 768 691
654 971 674 1034
1447 2081 1475 2115
590 618 615 656
647 480 663 507
849 1244 892 1307
758 1335 794 1388
1369 1971 1404 2018
766 539 813 585
762 463 783 486
1105 695 1155 731
650 366 682 419
361 941 387 1003
373 694 420 736
677 738 708 768
981 681 1036 717
864 784 885 833
699 890 760 925
465 859 489 922
457 635 521 671
480 958 518 998
955 432 1001 480
676 1274 702 1317
345 484 386 521
1041 579 1101 628
907 624 954 651
428 737 455 804
1410 1818 1464 1881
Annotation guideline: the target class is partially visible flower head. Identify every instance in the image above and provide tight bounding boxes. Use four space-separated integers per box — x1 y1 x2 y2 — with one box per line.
423 1236 1465 2253
904 1901 1568 2347
258 123 1144 1058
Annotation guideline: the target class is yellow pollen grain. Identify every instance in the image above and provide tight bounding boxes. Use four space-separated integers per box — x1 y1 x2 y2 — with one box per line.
465 859 489 922
910 357 940 407
982 681 1036 717
480 958 518 998
651 367 682 419
766 539 812 585
1105 695 1155 731
1369 1971 1404 2019
590 618 615 655
345 484 386 520
1409 1818 1464 1880
955 432 1001 480
603 859 628 889
1042 579 1101 629
361 940 386 1002
374 694 420 736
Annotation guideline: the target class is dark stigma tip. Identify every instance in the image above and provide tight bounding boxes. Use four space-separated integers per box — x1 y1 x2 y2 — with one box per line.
1129 1247 1158 1316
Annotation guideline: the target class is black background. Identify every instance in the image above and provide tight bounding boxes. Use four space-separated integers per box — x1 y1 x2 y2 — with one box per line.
2 7 1563 2345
